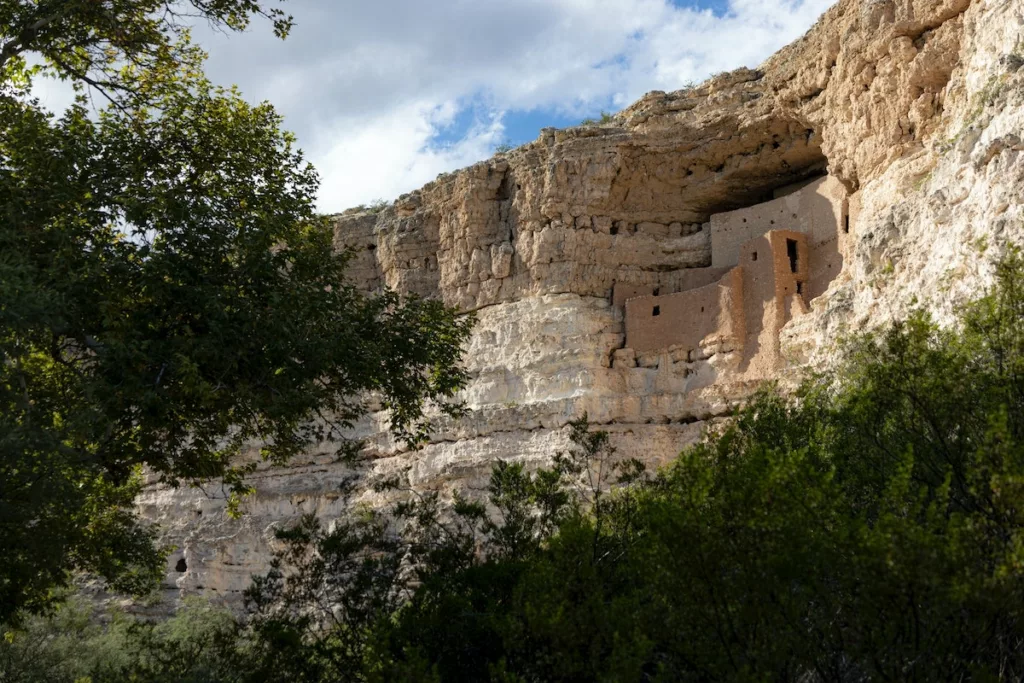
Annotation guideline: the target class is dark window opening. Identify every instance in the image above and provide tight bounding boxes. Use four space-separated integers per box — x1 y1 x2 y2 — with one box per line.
653 287 660 296
796 281 804 294
652 306 660 316
367 244 376 251
175 558 187 573
700 306 705 313
610 225 619 236
843 214 850 234
752 251 758 261
786 239 799 273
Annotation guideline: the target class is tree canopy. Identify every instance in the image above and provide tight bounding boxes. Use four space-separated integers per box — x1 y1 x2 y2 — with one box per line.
0 0 473 620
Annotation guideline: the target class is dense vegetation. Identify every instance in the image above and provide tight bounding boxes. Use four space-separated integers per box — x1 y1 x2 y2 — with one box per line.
0 0 472 621
5 252 1024 681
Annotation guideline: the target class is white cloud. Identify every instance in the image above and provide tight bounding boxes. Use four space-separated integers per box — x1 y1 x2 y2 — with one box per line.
36 0 841 213
311 101 505 209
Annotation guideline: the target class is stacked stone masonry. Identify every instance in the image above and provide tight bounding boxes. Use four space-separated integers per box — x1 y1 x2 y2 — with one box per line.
619 176 846 378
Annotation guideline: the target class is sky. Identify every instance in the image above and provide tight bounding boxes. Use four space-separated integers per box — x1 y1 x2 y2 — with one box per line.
35 0 839 213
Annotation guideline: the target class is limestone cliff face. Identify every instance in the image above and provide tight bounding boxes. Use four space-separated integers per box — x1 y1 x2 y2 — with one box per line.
137 0 1024 607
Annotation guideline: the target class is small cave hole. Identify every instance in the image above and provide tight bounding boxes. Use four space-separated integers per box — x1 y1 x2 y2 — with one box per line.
175 558 188 573
742 218 747 223
843 214 850 234
653 287 660 296
770 219 775 225
610 225 619 236
367 244 376 251
796 281 804 294
652 306 661 317
752 251 758 261
700 306 705 313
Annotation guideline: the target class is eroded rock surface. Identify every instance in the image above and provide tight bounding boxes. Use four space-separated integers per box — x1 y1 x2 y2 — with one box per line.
138 0 1024 609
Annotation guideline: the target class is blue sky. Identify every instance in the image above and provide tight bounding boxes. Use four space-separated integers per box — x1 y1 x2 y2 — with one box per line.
178 0 837 211
670 0 732 15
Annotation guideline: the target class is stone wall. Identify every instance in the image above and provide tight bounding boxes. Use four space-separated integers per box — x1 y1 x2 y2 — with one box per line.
624 268 745 353
622 229 809 370
611 266 732 306
710 175 847 268
738 230 810 377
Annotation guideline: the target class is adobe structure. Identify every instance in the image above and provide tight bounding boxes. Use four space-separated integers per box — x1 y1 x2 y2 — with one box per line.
614 175 851 378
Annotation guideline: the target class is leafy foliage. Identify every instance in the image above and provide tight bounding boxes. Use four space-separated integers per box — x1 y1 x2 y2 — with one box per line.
0 0 473 620
0 595 247 683
580 110 615 126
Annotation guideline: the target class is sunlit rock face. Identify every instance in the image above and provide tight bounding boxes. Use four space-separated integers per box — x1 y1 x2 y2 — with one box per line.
137 0 1024 610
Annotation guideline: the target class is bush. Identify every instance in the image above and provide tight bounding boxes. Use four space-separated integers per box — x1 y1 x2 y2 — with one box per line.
0 597 245 683
580 111 615 125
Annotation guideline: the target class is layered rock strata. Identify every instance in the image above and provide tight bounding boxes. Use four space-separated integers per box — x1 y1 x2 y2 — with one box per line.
138 0 1024 608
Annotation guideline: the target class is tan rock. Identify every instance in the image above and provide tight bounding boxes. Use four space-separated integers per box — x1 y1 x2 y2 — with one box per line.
140 0 1024 611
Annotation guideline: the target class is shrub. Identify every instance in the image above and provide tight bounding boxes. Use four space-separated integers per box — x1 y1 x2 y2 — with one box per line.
581 111 615 125
0 596 246 683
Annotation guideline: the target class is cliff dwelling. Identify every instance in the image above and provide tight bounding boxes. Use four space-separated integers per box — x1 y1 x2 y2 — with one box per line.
615 175 851 375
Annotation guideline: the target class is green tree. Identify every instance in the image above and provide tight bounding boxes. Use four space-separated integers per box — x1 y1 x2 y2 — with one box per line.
0 1 473 620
